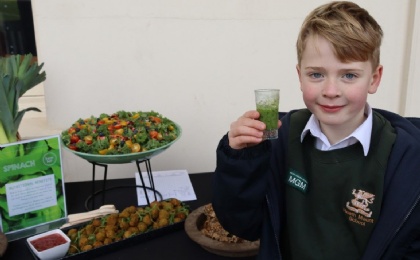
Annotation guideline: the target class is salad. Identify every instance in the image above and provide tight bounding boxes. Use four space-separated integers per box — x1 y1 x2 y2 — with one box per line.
61 111 179 155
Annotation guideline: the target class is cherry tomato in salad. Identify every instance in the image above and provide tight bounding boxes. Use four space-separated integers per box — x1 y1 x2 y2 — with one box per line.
131 143 141 153
70 134 80 143
114 129 124 135
109 138 119 146
150 116 161 124
84 135 93 145
125 140 133 148
97 135 106 140
68 144 78 151
68 127 77 135
103 118 113 125
149 130 158 139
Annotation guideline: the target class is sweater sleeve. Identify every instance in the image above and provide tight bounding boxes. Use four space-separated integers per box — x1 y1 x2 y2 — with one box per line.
212 134 272 241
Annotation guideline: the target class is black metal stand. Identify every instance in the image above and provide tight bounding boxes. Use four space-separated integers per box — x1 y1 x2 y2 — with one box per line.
87 158 160 210
90 162 108 209
134 159 158 204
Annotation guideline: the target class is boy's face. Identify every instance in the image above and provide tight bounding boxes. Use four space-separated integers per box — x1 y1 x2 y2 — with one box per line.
296 35 383 138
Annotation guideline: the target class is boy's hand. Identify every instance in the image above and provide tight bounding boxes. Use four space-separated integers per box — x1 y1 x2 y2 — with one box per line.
228 110 282 149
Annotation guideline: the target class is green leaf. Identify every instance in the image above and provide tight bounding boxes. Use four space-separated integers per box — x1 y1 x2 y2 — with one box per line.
35 205 63 222
52 165 62 181
46 137 60 150
0 54 46 144
13 107 42 133
0 77 16 143
57 195 65 212
0 196 7 212
23 139 48 156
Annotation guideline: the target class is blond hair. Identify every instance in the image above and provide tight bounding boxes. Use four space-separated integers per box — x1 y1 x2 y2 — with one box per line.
296 1 383 69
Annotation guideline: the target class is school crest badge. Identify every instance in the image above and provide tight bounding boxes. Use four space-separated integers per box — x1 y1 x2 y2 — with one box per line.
343 189 375 226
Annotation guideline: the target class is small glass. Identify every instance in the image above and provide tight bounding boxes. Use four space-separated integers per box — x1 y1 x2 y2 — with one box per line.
254 89 280 140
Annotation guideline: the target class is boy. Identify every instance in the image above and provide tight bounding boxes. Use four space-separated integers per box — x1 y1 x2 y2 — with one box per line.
212 1 420 259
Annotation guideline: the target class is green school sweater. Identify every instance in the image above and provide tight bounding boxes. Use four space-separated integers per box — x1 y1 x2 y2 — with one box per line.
283 109 396 260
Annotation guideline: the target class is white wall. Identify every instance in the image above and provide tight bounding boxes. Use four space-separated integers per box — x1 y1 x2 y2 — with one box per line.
24 0 419 182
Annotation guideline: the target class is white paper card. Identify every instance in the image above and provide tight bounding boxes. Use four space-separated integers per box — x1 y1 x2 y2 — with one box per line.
6 174 57 217
135 169 197 205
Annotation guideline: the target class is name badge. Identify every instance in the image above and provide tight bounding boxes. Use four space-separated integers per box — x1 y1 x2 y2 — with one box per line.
286 170 308 193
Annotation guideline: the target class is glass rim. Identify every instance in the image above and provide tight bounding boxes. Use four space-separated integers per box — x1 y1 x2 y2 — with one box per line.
254 89 280 92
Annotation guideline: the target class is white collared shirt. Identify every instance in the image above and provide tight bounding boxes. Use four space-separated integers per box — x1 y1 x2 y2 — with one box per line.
300 105 372 156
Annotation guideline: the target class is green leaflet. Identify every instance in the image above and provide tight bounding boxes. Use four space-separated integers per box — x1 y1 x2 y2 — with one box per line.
52 165 62 182
1 217 9 231
57 195 65 212
23 139 49 156
0 196 7 212
0 144 19 158
34 204 63 223
0 136 66 233
46 137 59 150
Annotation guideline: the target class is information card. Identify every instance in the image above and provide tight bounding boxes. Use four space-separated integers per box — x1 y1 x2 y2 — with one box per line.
135 169 197 205
6 174 57 216
0 135 67 240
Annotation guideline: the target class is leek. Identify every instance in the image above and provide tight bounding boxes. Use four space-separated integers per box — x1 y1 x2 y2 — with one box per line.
0 54 46 144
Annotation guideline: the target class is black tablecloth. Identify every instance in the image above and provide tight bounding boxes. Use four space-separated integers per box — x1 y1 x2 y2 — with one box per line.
2 172 256 260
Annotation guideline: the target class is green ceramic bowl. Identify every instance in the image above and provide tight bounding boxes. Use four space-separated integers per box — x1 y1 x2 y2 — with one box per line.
62 124 182 164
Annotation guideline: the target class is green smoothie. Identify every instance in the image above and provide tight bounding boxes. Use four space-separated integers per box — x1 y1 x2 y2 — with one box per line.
254 89 279 140
257 105 278 130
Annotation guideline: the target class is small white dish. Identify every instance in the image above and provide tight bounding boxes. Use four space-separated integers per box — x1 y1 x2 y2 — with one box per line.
27 229 70 260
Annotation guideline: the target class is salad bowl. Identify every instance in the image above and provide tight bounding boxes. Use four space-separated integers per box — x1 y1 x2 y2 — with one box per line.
61 111 182 164
62 129 181 164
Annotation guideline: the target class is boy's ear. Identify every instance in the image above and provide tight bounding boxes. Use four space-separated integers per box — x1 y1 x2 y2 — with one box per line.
296 64 303 90
368 65 383 94
296 64 301 79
